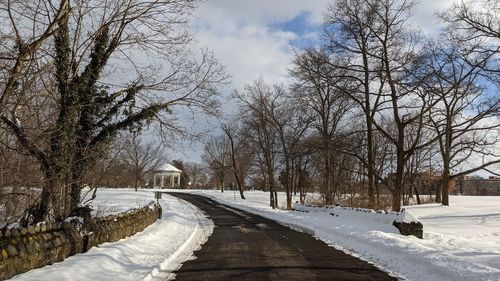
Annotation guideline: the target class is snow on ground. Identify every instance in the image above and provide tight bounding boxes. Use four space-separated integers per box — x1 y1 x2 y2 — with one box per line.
10 189 214 281
82 188 154 216
167 189 500 281
407 196 500 272
10 188 499 281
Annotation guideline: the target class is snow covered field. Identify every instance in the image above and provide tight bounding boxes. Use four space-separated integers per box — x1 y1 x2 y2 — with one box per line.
169 189 500 281
407 196 500 273
10 189 499 281
10 189 213 281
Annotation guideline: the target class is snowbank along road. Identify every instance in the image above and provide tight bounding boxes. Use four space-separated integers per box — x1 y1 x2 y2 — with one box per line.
167 192 397 281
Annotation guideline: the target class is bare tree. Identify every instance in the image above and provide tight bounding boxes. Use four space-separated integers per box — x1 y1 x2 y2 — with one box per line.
426 40 500 205
0 0 226 222
0 1 70 114
291 49 353 205
442 0 500 89
235 82 309 209
121 132 165 191
321 0 390 209
221 123 247 199
202 135 231 192
442 0 500 41
236 80 282 208
310 0 442 211
184 162 205 188
362 0 443 212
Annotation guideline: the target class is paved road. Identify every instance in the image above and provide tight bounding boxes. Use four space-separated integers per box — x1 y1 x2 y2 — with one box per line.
168 193 397 281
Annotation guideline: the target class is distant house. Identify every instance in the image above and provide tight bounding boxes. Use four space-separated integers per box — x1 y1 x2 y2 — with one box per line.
386 170 445 195
152 164 182 189
456 176 500 196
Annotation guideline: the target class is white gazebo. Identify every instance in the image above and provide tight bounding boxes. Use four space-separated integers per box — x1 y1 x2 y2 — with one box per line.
152 163 182 188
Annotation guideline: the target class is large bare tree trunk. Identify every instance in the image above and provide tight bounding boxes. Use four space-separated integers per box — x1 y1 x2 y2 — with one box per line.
366 116 376 209
219 175 224 193
324 153 332 205
223 125 246 200
266 162 277 209
441 174 450 206
284 164 292 210
440 123 452 206
435 182 442 203
392 149 405 212
33 181 52 222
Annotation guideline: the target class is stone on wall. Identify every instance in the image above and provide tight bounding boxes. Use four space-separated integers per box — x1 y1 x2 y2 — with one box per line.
392 208 423 239
392 221 423 239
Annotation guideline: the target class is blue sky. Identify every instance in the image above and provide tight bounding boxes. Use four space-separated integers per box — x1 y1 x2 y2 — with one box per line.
277 11 312 35
270 11 318 48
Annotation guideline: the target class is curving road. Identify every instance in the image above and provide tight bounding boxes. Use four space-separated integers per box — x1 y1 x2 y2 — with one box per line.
167 193 397 281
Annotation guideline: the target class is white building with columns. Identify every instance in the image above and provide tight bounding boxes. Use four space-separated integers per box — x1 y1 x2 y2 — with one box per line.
152 163 182 188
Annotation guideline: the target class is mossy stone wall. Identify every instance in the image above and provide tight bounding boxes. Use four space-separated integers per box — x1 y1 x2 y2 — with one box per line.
0 202 161 280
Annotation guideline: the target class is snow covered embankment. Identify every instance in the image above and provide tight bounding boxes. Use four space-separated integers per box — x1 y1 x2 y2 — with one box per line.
11 189 214 281
292 203 423 238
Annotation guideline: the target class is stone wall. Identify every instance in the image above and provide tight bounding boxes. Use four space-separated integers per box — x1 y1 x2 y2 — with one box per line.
393 221 423 239
0 202 161 280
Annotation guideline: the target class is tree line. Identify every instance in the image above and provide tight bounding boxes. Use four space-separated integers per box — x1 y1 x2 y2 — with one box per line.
202 0 500 211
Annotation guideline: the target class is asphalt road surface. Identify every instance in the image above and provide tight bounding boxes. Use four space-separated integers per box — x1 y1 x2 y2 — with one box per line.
167 193 397 281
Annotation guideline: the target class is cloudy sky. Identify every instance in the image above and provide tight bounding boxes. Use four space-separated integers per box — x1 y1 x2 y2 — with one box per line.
170 0 455 162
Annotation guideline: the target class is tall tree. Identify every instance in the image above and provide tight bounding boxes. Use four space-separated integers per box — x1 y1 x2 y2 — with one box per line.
237 82 309 209
202 135 231 192
363 0 439 211
291 49 353 205
221 123 247 199
236 80 281 208
0 0 226 222
426 41 500 205
315 0 442 211
321 0 386 209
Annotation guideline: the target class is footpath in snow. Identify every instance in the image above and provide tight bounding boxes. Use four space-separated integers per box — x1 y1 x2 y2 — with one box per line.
10 189 213 281
168 189 500 281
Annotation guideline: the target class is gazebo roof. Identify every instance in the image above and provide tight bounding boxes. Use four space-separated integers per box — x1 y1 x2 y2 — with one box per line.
155 163 182 173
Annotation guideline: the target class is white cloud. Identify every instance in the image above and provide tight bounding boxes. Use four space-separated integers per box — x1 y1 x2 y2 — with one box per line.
194 0 331 27
192 1 321 90
171 0 459 162
412 0 456 35
192 0 456 90
196 23 296 88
